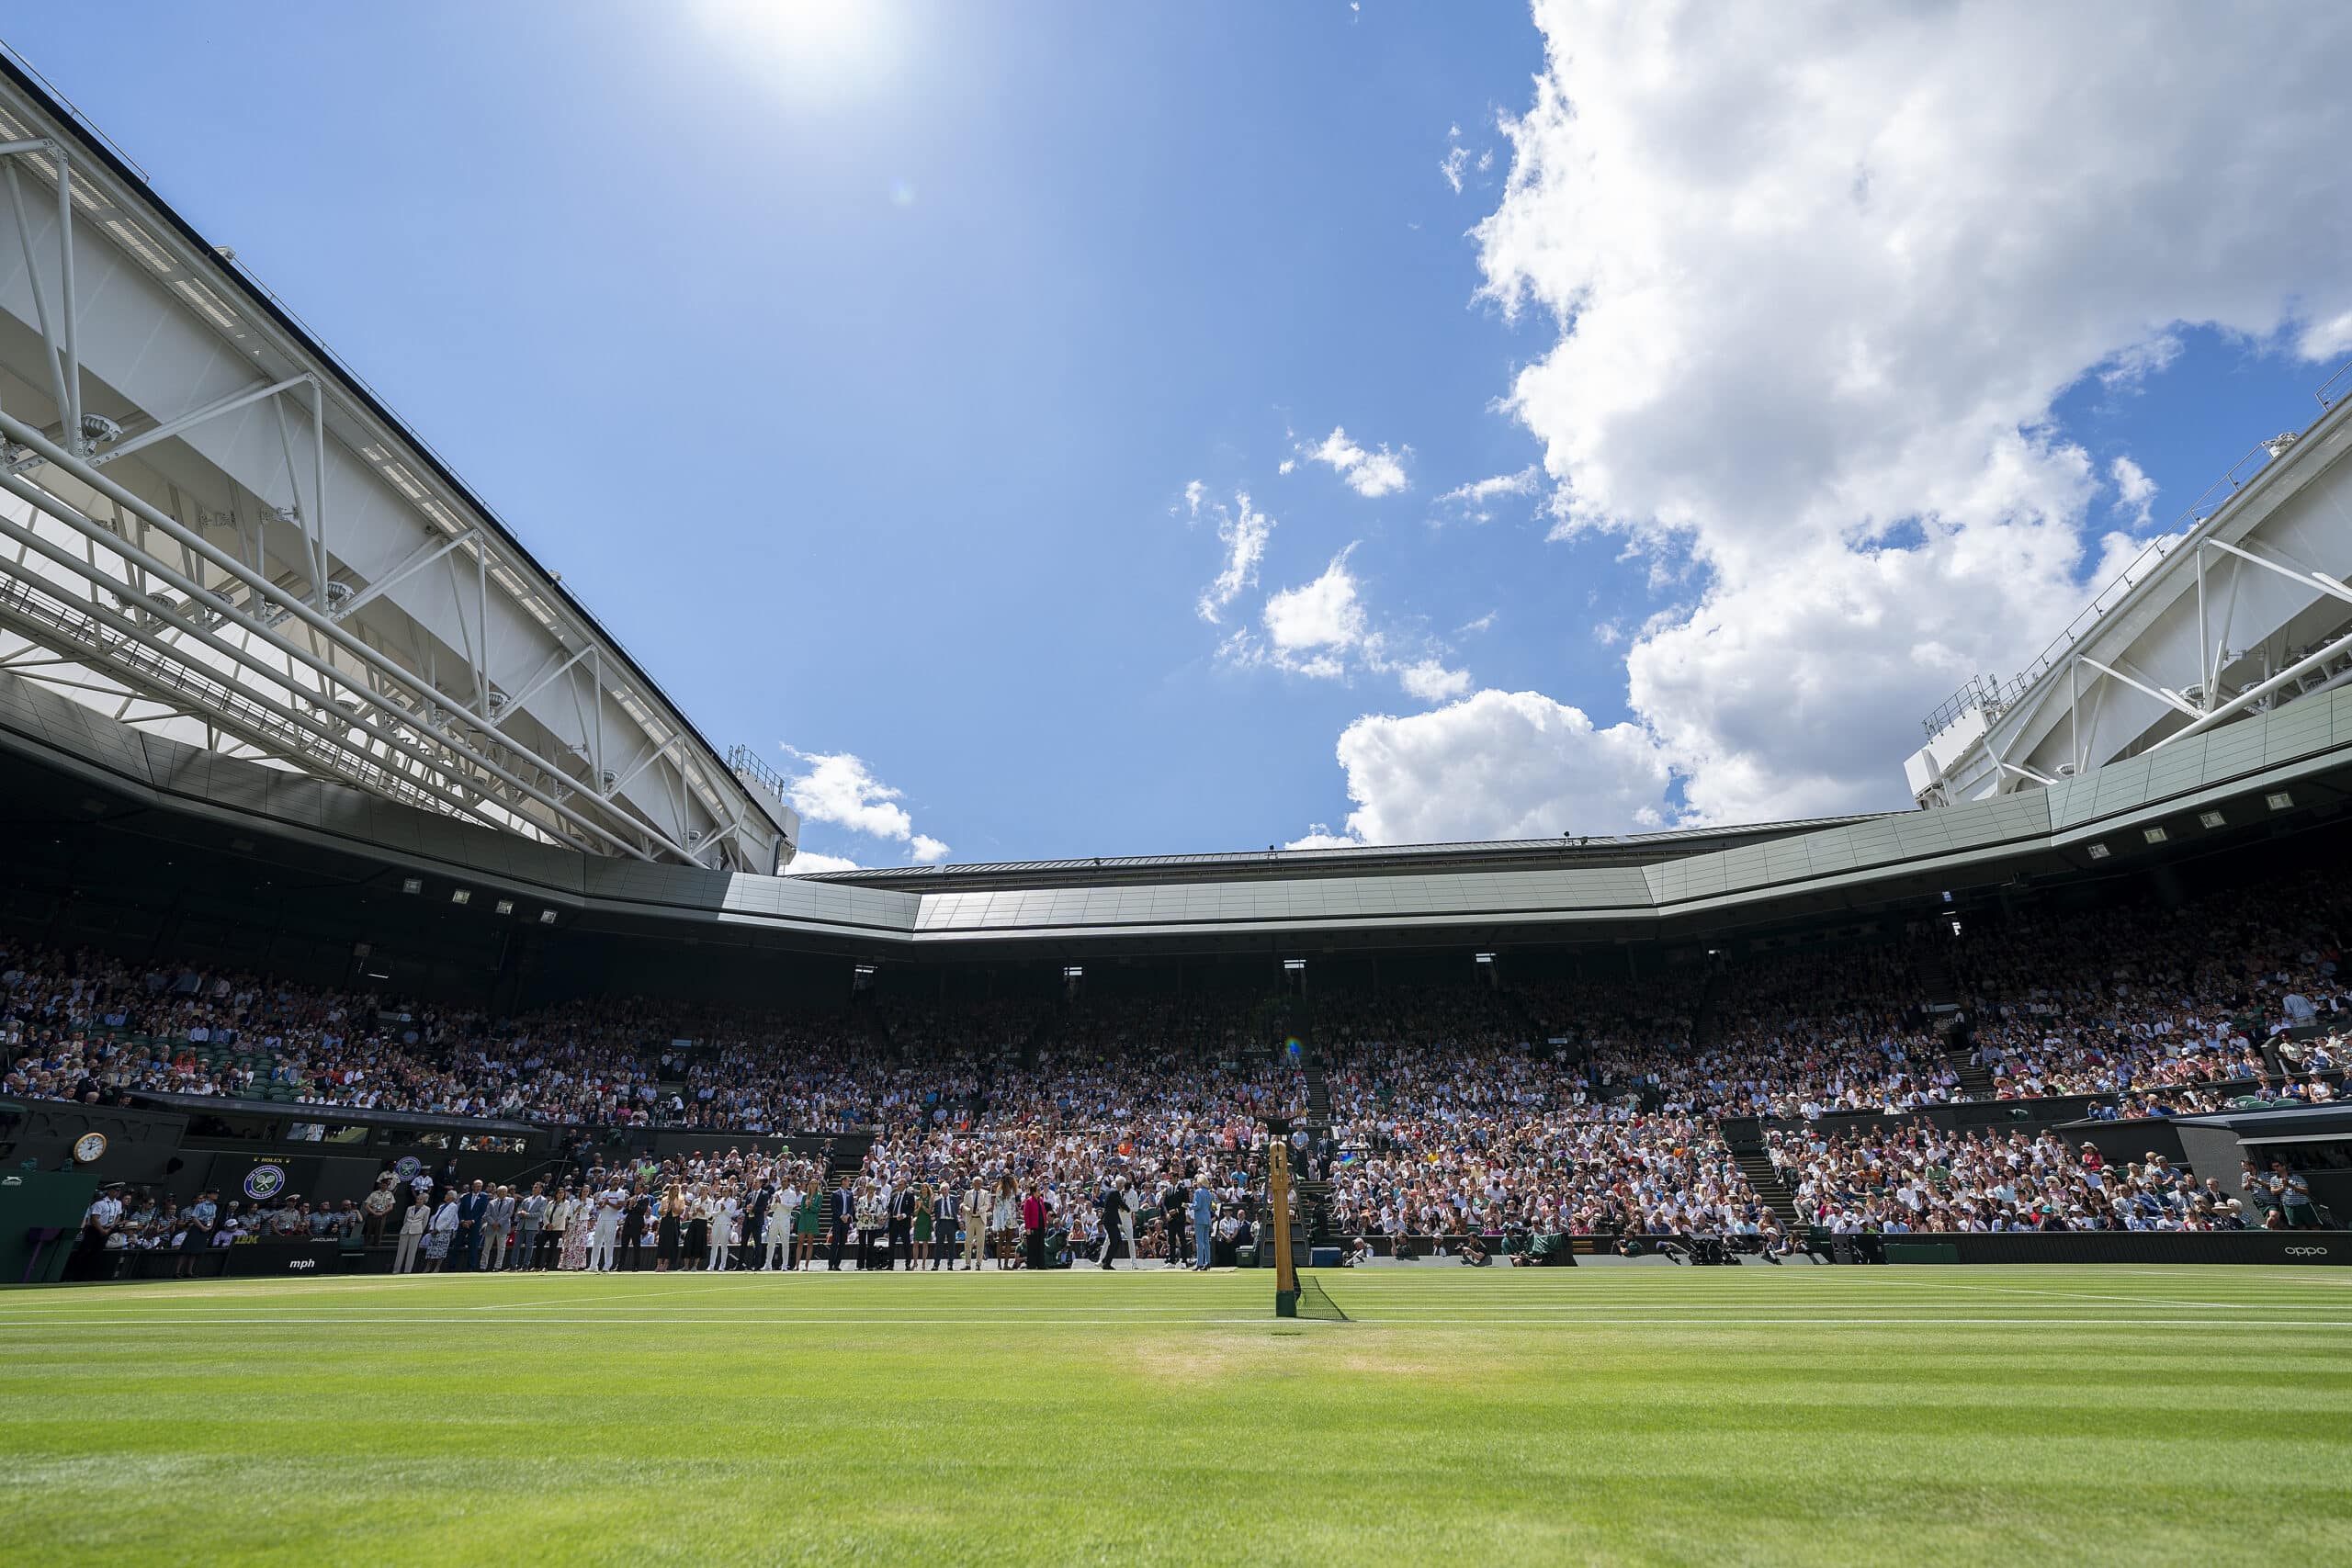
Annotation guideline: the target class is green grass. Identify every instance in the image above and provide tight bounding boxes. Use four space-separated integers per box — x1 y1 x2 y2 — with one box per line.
2 1264 2347 1566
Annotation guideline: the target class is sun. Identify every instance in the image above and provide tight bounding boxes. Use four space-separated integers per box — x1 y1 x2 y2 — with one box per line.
692 0 903 106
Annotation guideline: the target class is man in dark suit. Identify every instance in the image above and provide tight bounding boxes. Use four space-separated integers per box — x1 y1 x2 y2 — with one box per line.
1096 1182 1128 1269
888 1183 915 1270
828 1175 855 1270
743 1179 774 1273
454 1180 490 1272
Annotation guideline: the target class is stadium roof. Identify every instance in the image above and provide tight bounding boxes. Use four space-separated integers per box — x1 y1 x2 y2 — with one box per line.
788 814 1895 892
0 47 795 873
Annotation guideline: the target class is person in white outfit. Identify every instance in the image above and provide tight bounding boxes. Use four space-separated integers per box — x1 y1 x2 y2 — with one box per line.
707 1191 737 1271
767 1179 801 1271
761 1192 793 1270
588 1185 625 1271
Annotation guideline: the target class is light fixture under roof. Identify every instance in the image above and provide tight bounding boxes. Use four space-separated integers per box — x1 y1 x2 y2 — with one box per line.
2267 791 2295 811
494 899 514 916
450 888 471 905
2086 842 2110 860
401 876 423 895
2198 810 2226 829
538 909 559 924
2143 826 2168 844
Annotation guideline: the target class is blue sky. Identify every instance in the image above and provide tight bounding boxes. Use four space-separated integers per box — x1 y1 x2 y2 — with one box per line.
6 4 2348 870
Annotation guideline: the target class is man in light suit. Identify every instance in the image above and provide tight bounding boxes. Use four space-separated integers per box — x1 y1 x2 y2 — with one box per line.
482 1186 516 1272
960 1175 989 1270
510 1183 548 1270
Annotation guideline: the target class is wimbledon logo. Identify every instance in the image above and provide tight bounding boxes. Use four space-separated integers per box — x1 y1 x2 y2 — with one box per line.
243 1164 287 1201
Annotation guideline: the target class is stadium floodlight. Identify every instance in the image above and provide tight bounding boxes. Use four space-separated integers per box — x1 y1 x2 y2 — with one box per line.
2198 811 2226 829
450 888 471 905
2267 791 2295 810
494 899 514 916
2143 826 2168 844
400 876 423 895
854 963 877 976
1061 965 1083 979
2086 842 2110 860
537 909 558 924
1474 952 1495 964
1283 958 1306 972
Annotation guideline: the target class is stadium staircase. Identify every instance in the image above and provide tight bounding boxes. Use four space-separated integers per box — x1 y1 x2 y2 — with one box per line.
1910 943 1997 1100
1688 965 1723 1052
1723 1133 1804 1231
1294 1032 1338 1246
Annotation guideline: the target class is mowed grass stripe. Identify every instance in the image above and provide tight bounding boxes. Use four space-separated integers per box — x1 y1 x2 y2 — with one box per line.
2 1265 2347 1566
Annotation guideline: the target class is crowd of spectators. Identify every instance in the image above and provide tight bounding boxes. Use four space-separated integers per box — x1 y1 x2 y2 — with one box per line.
1764 1122 2327 1232
17 863 2352 1262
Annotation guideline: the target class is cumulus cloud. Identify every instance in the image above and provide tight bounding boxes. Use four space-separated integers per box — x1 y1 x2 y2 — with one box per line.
1300 690 1674 846
1184 485 1275 623
780 747 948 864
782 849 862 875
1227 547 1471 702
1305 426 1411 498
1263 549 1370 665
2110 456 2158 527
1460 0 2352 824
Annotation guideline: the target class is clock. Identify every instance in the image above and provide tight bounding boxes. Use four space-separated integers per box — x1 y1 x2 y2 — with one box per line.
72 1132 107 1165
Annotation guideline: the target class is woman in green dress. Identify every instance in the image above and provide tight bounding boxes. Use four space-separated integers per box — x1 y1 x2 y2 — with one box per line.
795 1183 823 1269
910 1180 934 1269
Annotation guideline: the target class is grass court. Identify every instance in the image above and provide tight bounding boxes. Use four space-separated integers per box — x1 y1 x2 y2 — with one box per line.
2 1264 2347 1565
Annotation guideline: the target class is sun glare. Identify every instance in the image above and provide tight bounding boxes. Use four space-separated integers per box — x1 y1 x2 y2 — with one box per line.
693 0 902 106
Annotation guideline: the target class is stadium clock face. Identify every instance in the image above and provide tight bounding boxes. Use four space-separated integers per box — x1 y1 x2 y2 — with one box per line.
72 1132 107 1164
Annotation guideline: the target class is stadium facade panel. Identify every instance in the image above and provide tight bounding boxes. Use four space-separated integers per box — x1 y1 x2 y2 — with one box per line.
5 662 2347 965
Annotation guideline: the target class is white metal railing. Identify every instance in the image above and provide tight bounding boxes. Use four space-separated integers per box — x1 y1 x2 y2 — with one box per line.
1922 355 2352 739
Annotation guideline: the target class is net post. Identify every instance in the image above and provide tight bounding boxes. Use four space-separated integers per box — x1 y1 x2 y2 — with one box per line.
1270 1136 1299 1315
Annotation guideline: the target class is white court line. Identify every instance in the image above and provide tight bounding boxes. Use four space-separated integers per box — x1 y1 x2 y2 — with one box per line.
4 1314 2349 1328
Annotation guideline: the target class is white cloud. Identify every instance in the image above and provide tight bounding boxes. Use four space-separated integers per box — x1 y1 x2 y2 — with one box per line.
1441 145 1472 195
780 748 948 863
1461 1 2352 825
1398 660 1475 703
782 849 862 875
1283 823 1360 851
1301 691 1674 846
1439 467 1540 507
2110 455 2158 527
1187 486 1275 623
1441 123 1496 195
1230 547 1471 703
1434 464 1541 523
1306 426 1411 498
1263 548 1369 660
